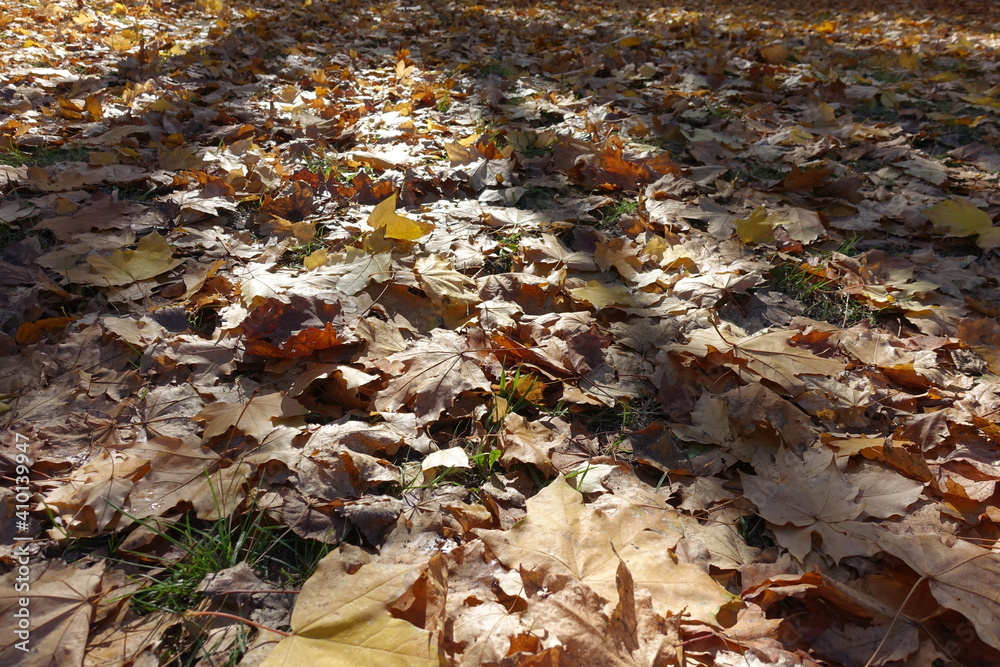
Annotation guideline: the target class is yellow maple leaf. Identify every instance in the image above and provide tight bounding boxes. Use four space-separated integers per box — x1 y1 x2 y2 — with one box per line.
735 205 776 244
105 29 140 52
368 194 434 241
922 197 993 238
976 227 1000 251
303 247 328 270
568 281 632 309
72 232 182 286
261 556 436 667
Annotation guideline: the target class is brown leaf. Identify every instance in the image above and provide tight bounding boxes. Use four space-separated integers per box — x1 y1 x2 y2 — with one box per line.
240 295 358 359
499 413 568 475
742 450 881 563
878 533 1000 650
194 392 306 442
0 561 103 666
782 165 833 191
373 330 492 426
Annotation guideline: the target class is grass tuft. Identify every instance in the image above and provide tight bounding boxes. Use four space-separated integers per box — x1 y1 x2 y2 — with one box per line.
121 507 331 616
596 198 639 229
770 256 882 328
0 145 90 168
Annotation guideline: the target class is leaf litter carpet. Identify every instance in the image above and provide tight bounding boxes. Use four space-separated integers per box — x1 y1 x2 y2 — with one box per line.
1 0 1000 665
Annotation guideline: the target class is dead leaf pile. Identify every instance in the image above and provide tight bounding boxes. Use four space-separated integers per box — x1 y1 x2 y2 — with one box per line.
2 0 1000 665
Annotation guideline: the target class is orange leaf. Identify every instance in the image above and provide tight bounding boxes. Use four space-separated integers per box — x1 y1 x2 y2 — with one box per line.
783 165 833 191
15 317 78 345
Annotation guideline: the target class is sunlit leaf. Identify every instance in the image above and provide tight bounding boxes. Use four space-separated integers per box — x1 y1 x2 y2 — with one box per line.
367 194 434 241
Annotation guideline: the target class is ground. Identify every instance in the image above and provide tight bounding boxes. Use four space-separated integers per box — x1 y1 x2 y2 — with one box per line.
1 0 1000 665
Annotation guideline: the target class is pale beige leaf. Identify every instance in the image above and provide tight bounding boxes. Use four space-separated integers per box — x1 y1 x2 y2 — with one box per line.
414 254 480 306
566 462 618 493
773 207 825 243
421 446 471 472
451 601 522 665
478 477 731 625
616 531 736 624
328 248 392 295
521 233 598 271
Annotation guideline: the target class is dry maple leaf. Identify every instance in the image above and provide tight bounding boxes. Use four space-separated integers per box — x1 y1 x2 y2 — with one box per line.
67 231 182 286
450 600 525 665
41 450 150 536
240 295 358 359
194 392 306 442
668 326 846 396
0 560 104 666
261 553 436 666
878 533 1000 651
521 233 599 271
499 413 568 475
311 248 392 296
743 449 921 563
527 564 677 667
373 330 492 426
414 254 480 307
123 437 249 521
477 477 733 625
13 1 1000 664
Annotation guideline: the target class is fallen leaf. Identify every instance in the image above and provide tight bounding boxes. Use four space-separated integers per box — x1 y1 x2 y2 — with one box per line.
421 446 471 474
922 197 993 238
368 193 434 241
735 206 775 244
194 392 307 442
414 254 480 307
478 477 733 625
568 281 633 309
261 554 436 666
0 561 103 666
373 330 492 426
742 450 888 563
760 44 790 64
69 232 182 286
879 533 1000 651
